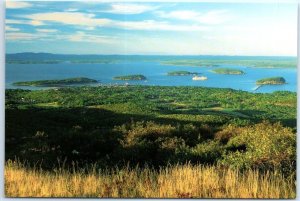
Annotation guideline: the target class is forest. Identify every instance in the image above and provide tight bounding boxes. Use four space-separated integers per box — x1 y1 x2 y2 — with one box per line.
13 77 98 87
113 75 147 80
256 77 286 85
211 68 245 75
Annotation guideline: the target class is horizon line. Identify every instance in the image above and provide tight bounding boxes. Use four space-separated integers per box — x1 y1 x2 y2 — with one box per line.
5 52 297 57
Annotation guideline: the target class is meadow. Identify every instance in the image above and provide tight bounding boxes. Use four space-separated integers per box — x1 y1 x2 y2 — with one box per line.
5 160 295 198
5 85 297 198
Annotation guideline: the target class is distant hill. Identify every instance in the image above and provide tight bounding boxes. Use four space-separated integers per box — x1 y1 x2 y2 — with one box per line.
5 53 128 64
6 52 120 62
5 53 297 67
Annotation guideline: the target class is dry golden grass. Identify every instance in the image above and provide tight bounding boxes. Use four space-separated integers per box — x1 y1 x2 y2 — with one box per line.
5 160 295 198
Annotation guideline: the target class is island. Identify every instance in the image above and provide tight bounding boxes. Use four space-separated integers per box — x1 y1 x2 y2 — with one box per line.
211 68 245 75
113 74 147 80
167 71 199 76
256 77 286 85
13 77 98 87
161 59 297 68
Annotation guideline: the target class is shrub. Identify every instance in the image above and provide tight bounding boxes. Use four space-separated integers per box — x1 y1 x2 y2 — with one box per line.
215 124 242 144
115 121 179 165
116 121 176 147
221 121 296 173
190 140 224 164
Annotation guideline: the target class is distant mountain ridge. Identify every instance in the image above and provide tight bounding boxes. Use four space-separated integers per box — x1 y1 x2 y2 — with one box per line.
6 52 296 60
6 53 297 68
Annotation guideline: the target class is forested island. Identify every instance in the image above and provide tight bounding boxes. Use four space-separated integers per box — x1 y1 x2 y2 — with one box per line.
211 68 245 75
113 74 147 80
256 77 286 85
167 71 199 76
13 77 98 87
161 59 296 68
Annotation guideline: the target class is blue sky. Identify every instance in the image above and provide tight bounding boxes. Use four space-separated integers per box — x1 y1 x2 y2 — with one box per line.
5 1 297 56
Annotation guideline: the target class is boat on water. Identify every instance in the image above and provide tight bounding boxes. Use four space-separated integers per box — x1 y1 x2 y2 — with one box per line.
192 76 208 81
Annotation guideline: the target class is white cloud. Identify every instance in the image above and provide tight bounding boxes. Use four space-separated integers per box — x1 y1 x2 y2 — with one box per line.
198 10 231 24
5 25 20 32
158 10 199 20
5 29 115 44
116 20 207 31
6 19 44 26
64 8 79 12
202 21 297 56
84 27 95 31
22 11 207 32
6 32 38 41
6 1 32 9
36 29 58 33
67 31 116 44
106 3 156 14
30 20 44 26
157 10 231 24
23 12 110 27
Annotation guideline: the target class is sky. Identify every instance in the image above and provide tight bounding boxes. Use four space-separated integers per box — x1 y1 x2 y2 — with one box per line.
5 1 298 56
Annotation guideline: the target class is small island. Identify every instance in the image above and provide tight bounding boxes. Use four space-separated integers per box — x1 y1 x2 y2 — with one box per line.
256 77 286 85
167 71 199 76
13 77 98 87
113 74 147 80
211 68 245 75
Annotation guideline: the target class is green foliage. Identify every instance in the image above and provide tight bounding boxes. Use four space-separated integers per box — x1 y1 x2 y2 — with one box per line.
211 68 245 75
221 121 296 173
190 140 224 163
215 124 242 144
167 71 199 76
162 59 297 68
13 77 98 87
5 86 296 128
113 75 147 80
5 86 296 173
256 77 286 85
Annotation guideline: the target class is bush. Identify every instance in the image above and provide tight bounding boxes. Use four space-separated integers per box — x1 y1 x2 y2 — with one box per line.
116 121 176 147
115 121 179 165
190 140 224 164
221 121 296 173
215 124 242 144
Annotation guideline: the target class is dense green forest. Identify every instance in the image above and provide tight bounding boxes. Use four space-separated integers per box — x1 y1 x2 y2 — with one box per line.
161 59 296 68
13 77 98 87
167 71 199 76
211 68 245 75
256 77 286 85
5 85 296 176
113 75 147 80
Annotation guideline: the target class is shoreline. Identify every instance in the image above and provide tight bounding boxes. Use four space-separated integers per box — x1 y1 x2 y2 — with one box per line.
5 84 296 94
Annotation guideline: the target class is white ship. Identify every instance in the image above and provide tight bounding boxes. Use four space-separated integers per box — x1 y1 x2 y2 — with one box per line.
192 76 207 81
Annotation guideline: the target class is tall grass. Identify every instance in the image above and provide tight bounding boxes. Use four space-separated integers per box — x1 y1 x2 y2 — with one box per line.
5 160 295 198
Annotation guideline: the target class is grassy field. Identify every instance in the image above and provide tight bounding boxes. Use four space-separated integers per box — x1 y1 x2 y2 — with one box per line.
5 160 295 198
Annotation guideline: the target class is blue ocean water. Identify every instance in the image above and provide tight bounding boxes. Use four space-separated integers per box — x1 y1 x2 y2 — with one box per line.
5 60 297 93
